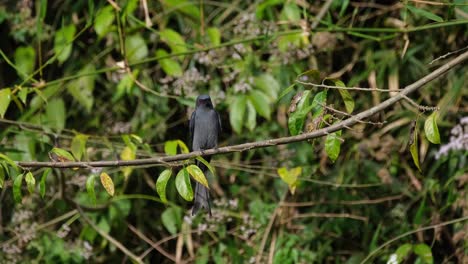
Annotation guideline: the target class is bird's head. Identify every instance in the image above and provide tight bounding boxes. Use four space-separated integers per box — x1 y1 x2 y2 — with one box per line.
196 94 213 109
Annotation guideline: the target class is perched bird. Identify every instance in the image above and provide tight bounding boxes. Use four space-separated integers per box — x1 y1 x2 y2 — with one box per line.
189 94 221 216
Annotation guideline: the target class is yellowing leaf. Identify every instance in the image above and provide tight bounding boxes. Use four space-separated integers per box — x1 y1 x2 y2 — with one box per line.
120 146 135 160
50 147 75 162
277 167 302 194
424 112 440 144
186 165 209 188
100 172 115 196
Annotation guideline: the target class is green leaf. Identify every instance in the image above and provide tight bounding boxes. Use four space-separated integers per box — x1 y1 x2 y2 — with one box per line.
71 134 88 161
186 164 209 188
229 95 247 134
67 64 96 113
310 91 327 118
277 167 302 194
0 88 12 118
13 173 24 203
246 100 257 131
406 4 443 23
50 147 75 162
125 34 149 63
334 80 355 113
195 156 216 176
248 90 271 120
424 112 440 144
18 88 28 104
325 130 342 162
207 27 221 46
156 169 172 203
281 2 301 22
100 172 114 196
176 140 189 154
86 174 97 205
161 0 200 20
40 168 51 198
113 70 138 102
25 171 35 194
159 29 187 54
395 243 413 263
409 124 422 172
164 140 178 155
414 243 433 264
94 5 115 37
413 196 426 225
0 153 19 172
54 24 76 63
161 207 181 235
45 98 66 130
254 74 280 101
14 46 36 77
0 162 5 189
278 84 296 100
288 90 310 135
175 168 193 201
156 49 183 77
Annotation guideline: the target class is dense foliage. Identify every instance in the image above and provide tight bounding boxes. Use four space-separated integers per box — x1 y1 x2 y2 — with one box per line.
0 0 467 263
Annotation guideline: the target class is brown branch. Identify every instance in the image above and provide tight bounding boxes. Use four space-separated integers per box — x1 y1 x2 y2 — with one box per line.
15 49 468 169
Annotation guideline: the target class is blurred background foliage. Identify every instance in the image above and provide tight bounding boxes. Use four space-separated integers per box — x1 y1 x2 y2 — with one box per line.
0 0 467 263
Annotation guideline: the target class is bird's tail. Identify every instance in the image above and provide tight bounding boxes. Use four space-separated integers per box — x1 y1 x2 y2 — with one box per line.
192 159 212 216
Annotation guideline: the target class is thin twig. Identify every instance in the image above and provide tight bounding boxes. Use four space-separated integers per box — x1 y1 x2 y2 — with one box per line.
286 212 368 223
429 45 468 65
14 49 468 169
311 0 334 29
296 80 404 92
281 194 403 207
127 223 177 262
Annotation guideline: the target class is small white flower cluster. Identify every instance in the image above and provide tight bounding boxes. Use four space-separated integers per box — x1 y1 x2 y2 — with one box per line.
435 116 468 159
159 67 210 97
233 77 254 93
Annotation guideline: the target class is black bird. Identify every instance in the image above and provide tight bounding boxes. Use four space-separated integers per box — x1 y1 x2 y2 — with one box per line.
189 95 221 215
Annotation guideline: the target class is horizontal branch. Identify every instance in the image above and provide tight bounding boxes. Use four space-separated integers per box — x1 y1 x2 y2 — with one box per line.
16 49 468 169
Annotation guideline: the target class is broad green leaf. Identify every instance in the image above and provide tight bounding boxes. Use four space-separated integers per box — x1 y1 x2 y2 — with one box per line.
0 88 11 118
113 70 138 102
45 98 66 130
281 2 301 22
94 5 115 37
195 156 216 176
0 153 19 172
25 171 35 194
161 0 200 20
325 130 342 162
122 0 139 18
161 207 181 235
246 100 257 131
86 174 97 205
254 74 280 101
40 168 51 198
156 169 172 203
288 90 310 135
0 162 5 189
14 46 36 77
100 172 114 196
207 27 221 46
156 49 183 77
186 164 209 188
175 168 193 201
248 90 271 120
413 243 433 264
50 147 75 161
278 84 296 100
395 243 413 263
159 29 187 54
176 140 189 154
277 167 302 194
409 125 422 172
18 88 28 104
67 64 96 113
71 134 88 161
334 80 355 113
125 34 149 63
13 173 24 203
164 140 178 155
54 24 76 63
406 5 443 22
229 95 247 134
310 91 327 118
424 112 440 144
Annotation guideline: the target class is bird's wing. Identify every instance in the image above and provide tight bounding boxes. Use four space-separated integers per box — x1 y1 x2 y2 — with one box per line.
189 110 196 149
216 111 222 135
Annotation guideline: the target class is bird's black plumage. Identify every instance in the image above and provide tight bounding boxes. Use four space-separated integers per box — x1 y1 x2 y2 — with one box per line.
189 95 221 215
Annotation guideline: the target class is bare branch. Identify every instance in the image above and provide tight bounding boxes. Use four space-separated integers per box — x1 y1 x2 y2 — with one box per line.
14 49 468 169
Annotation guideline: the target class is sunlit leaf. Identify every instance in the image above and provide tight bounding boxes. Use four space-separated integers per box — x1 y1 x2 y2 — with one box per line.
394 243 412 263
248 90 271 120
175 168 193 201
164 140 178 155
187 164 209 188
177 140 189 154
229 95 247 134
18 88 28 104
195 156 216 176
414 243 433 264
120 146 135 160
125 34 149 63
54 24 76 63
13 173 24 203
14 46 36 77
71 134 88 161
0 153 19 172
40 168 51 198
86 174 97 205
277 167 302 194
25 171 35 194
334 80 355 113
424 112 440 144
156 169 172 203
254 74 280 101
325 130 342 162
207 27 221 46
94 5 115 37
159 29 187 54
0 88 12 118
100 172 115 196
157 49 183 77
50 147 75 162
